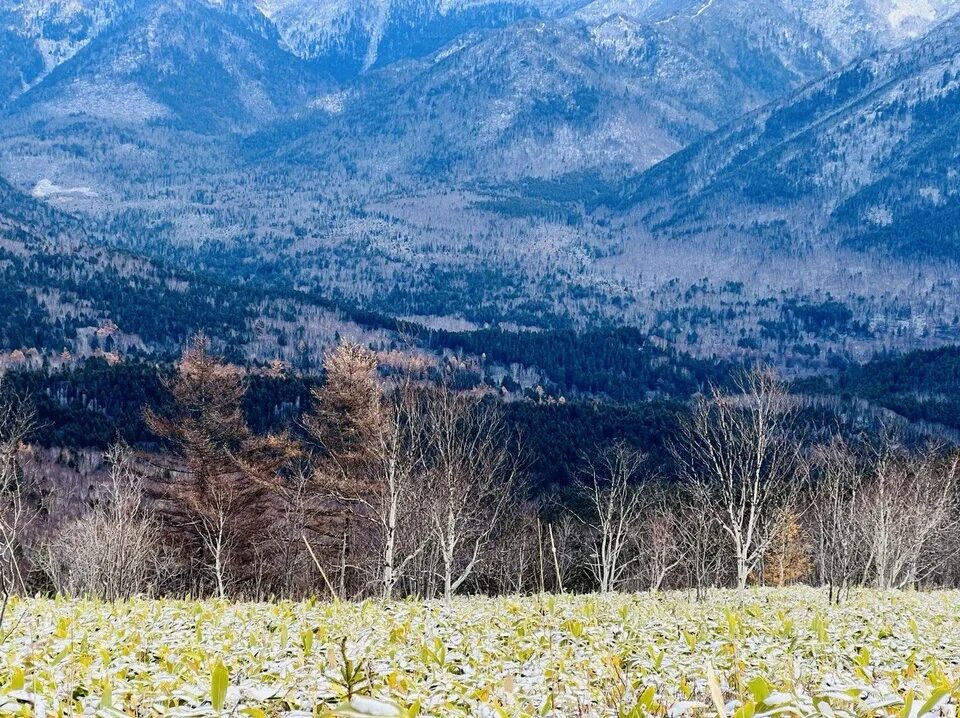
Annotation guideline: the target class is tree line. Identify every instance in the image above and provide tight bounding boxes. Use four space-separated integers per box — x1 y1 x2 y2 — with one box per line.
1 336 959 604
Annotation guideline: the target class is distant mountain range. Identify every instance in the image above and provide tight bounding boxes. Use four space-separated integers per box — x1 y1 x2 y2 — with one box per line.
2 0 960 371
615 10 960 260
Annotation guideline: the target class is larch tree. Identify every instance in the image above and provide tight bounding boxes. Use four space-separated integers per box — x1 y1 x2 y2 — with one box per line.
304 343 428 600
145 334 293 597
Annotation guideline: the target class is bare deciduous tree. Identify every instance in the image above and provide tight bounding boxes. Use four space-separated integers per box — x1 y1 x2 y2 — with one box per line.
546 515 584 594
674 369 803 590
810 437 864 602
639 493 682 591
859 440 958 589
421 383 519 602
0 381 36 602
674 497 725 601
43 444 161 599
575 442 651 593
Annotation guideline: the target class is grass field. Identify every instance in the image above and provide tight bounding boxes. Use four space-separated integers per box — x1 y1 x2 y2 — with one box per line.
2 588 960 717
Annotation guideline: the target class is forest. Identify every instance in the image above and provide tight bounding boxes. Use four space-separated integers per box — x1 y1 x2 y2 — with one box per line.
1 335 959 604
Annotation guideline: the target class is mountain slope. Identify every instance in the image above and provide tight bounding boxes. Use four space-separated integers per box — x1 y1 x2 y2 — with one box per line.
577 0 841 94
257 0 554 80
0 0 134 106
253 0 959 184
614 12 960 260
6 0 325 131
578 0 960 58
254 13 809 184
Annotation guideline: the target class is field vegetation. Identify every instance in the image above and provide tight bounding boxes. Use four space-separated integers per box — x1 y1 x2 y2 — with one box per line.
2 589 960 717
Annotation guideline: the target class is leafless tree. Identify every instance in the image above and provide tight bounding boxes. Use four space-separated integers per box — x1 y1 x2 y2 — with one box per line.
674 496 725 600
546 515 584 594
0 381 37 602
421 383 519 602
809 437 864 602
673 368 803 590
574 442 651 593
43 444 161 599
638 492 683 591
486 501 541 595
858 440 959 589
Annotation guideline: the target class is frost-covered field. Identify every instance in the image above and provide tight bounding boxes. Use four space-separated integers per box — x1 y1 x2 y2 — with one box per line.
3 588 960 717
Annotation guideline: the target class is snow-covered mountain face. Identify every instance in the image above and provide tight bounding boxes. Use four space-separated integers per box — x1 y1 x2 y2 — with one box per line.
0 0 133 103
6 0 325 130
796 0 960 59
573 0 960 67
614 12 960 259
254 12 801 184
256 0 554 80
4 0 132 68
2 0 958 187
6 0 957 97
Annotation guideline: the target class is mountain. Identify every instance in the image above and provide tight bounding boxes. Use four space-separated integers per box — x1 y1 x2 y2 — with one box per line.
3 0 960 371
254 14 787 183
0 0 134 106
578 0 960 58
614 11 960 260
577 0 841 94
254 0 960 184
256 0 561 80
794 0 960 59
4 0 325 130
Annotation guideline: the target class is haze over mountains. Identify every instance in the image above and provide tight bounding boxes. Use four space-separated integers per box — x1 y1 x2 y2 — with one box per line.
2 0 960 375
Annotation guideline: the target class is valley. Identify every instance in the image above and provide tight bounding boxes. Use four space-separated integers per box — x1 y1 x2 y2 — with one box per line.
4 3 960 708
2 0 960 378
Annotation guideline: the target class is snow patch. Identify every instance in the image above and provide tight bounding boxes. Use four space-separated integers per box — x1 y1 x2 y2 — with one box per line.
887 0 938 33
919 186 942 204
41 81 170 123
31 179 98 200
865 205 894 226
310 92 347 114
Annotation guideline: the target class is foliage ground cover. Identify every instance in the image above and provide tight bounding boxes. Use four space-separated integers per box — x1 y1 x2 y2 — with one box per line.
2 588 960 717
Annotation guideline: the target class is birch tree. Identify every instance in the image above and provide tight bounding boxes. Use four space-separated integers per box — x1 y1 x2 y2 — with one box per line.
810 437 864 602
674 368 803 590
639 496 683 591
859 441 958 589
421 383 518 602
575 442 650 593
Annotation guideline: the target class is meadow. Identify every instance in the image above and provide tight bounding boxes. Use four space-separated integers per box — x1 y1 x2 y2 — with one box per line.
2 588 959 717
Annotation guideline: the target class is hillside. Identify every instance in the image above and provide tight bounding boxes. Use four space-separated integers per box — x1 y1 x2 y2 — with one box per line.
0 175 405 370
6 0 326 131
1 0 960 370
614 12 960 261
